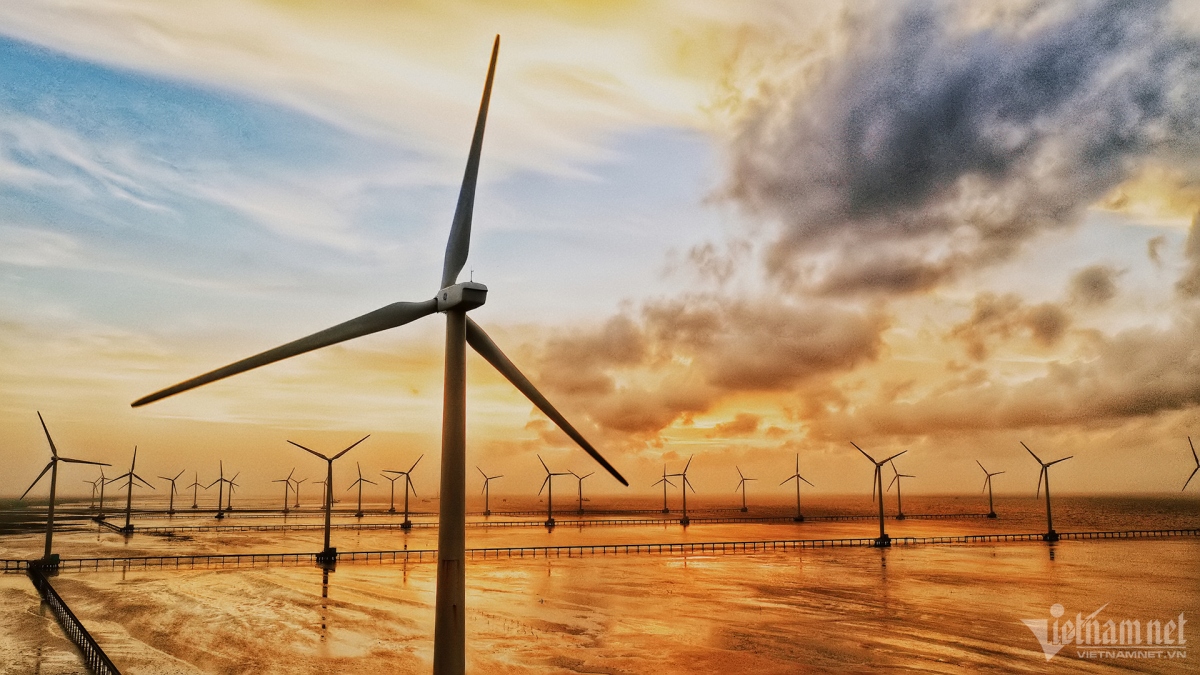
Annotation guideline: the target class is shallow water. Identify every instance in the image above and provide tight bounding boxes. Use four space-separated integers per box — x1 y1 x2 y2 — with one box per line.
2 496 1197 673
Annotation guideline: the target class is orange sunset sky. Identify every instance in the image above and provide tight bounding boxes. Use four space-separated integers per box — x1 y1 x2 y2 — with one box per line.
3 0 1200 500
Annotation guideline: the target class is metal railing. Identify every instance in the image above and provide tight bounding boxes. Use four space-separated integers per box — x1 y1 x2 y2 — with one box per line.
27 565 120 674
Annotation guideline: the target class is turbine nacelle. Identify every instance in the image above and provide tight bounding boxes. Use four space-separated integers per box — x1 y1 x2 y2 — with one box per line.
437 282 488 313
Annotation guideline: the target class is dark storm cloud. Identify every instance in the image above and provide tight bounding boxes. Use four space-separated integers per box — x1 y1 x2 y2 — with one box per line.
725 0 1200 294
950 292 1070 359
1068 264 1121 305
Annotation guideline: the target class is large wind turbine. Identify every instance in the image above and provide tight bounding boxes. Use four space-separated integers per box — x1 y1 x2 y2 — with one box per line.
477 467 502 516
887 461 915 520
158 470 185 515
570 471 594 515
850 443 906 547
734 466 756 513
666 455 696 526
20 412 109 565
1023 442 1072 542
346 462 376 518
537 455 573 529
273 468 296 514
780 453 814 522
130 37 627 673
383 454 423 529
977 460 1004 518
110 446 155 534
1183 437 1199 492
652 464 675 514
289 436 368 561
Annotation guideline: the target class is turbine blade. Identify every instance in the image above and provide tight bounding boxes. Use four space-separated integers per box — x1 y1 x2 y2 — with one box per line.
1036 468 1044 499
364 478 377 485
132 301 438 407
538 454 549 473
332 435 371 460
1047 456 1073 466
872 467 878 502
1191 436 1198 465
982 477 989 493
288 440 330 461
440 35 500 289
1184 466 1199 491
538 475 549 496
880 450 907 464
850 441 876 464
1021 441 1043 465
683 455 693 474
57 457 110 467
477 466 486 479
37 411 58 458
976 459 987 474
685 476 695 494
582 472 594 479
20 462 54 499
888 474 898 491
174 470 185 481
468 318 627 485
779 476 793 486
408 454 423 473
800 476 814 488
736 466 744 480
407 479 417 497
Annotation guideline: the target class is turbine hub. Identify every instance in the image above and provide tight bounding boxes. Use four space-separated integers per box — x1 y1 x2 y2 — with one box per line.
437 281 487 312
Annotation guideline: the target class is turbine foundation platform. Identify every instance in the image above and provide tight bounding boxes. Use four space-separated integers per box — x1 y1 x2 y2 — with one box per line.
987 512 998 519
896 513 906 521
793 515 805 522
401 520 413 531
316 548 337 565
1043 530 1059 542
873 534 892 547
30 554 60 569
679 516 690 526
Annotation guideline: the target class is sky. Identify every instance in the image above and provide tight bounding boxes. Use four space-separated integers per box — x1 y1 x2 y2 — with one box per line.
4 0 1200 502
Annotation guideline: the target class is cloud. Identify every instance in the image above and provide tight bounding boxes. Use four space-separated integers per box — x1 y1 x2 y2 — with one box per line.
1068 264 1122 306
721 0 1200 295
950 292 1070 360
709 412 761 437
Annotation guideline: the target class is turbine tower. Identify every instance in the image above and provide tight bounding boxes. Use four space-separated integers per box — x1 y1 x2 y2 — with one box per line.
206 461 228 519
158 470 185 515
20 412 109 566
225 474 240 511
570 471 594 515
292 477 307 508
537 455 572 529
734 466 756 513
84 478 100 509
1023 442 1072 542
382 473 403 513
477 467 502 516
779 453 814 522
1183 437 1199 491
129 37 628 673
887 461 915 520
290 436 368 561
94 467 110 521
110 446 155 534
850 443 906 547
185 471 205 509
666 455 695 526
346 462 376 518
977 460 1004 518
652 464 675 514
383 454 423 529
273 468 296 514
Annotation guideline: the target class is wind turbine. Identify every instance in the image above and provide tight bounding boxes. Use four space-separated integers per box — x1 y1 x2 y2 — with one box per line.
382 473 403 513
289 436 368 561
185 471 205 509
780 453 814 522
225 473 240 511
108 446 155 534
1183 437 1199 491
158 470 185 515
652 464 676 514
94 467 110 521
977 460 1004 518
477 467 502 516
666 455 696 526
537 455 573 529
273 468 296 514
20 412 109 565
129 37 628 673
850 442 906 547
84 478 100 509
316 477 328 509
346 462 376 518
570 471 594 515
206 461 228 519
886 461 915 520
1023 442 1072 542
383 455 423 529
734 466 756 513
292 477 307 508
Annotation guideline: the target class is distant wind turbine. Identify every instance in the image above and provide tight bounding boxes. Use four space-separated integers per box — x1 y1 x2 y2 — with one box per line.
851 442 906 547
652 464 676 514
1023 442 1072 542
537 455 573 528
273 468 296 513
291 477 307 508
779 453 814 522
226 474 241 511
290 436 368 561
110 446 155 534
666 455 696 526
1183 437 1199 491
185 471 205 509
84 477 99 509
158 470 185 515
977 460 1004 518
20 412 109 565
346 462 377 518
129 37 628 673
887 461 915 520
570 471 594 515
382 473 403 514
206 461 228 519
383 454 423 529
734 466 756 513
94 467 110 521
477 467 502 516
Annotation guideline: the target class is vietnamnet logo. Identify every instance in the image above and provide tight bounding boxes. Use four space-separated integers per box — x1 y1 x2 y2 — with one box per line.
1022 603 1188 661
